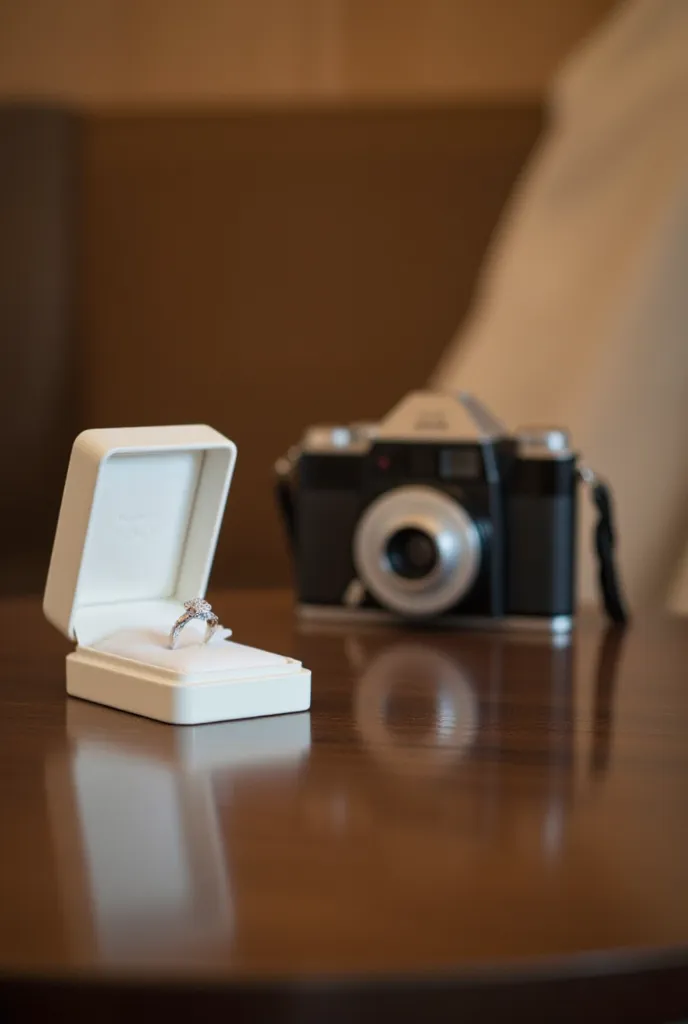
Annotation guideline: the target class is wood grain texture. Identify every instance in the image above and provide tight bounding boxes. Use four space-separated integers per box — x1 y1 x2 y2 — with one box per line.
1 591 688 1019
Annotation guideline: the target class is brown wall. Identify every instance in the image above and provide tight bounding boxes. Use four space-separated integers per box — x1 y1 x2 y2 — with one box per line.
0 103 542 592
0 108 77 590
78 105 542 588
0 0 617 591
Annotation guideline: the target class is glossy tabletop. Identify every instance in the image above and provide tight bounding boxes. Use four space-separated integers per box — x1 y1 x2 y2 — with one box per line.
1 591 688 1020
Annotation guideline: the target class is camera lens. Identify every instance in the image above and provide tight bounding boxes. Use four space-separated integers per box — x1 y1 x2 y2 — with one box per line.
385 528 438 580
354 486 481 618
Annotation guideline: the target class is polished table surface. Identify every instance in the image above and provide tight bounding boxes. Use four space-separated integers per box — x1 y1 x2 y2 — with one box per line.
1 590 688 1020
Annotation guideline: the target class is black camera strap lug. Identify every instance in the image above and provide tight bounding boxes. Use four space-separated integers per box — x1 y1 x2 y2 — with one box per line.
578 465 629 626
343 579 366 608
274 448 301 553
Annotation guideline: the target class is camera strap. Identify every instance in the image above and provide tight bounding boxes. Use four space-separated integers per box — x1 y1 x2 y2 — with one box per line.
274 453 298 550
579 466 629 625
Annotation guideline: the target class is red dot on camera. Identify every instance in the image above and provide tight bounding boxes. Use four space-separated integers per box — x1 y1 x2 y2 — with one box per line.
377 455 391 470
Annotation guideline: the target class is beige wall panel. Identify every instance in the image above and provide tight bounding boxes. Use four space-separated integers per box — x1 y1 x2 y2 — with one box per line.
0 0 617 105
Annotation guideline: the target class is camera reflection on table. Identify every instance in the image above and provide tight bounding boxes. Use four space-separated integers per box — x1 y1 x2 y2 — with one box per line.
298 626 581 856
299 619 624 846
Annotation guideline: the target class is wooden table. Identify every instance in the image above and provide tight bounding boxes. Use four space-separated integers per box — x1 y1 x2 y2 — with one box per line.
1 590 688 1021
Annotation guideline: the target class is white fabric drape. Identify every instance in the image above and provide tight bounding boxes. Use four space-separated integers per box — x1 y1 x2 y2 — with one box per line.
434 0 688 612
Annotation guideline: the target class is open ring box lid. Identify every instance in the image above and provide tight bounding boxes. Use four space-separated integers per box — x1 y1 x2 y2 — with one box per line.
43 425 311 725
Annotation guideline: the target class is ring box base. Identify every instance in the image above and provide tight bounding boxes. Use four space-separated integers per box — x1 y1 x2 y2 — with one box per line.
66 649 311 725
43 425 312 725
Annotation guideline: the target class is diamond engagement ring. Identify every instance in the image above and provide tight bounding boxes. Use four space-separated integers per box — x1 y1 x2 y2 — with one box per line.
169 599 224 650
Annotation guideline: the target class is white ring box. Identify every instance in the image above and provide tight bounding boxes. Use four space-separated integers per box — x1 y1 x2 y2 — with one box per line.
43 425 311 724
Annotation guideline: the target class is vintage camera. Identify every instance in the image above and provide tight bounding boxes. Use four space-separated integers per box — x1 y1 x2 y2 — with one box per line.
276 391 625 631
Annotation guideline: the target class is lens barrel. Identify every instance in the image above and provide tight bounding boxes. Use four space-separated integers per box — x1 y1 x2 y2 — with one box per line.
385 527 439 580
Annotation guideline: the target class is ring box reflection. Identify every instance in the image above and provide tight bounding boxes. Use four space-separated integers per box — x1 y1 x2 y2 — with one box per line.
46 702 310 966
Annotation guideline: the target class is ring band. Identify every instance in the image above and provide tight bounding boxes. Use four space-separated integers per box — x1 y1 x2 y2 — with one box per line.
169 598 223 650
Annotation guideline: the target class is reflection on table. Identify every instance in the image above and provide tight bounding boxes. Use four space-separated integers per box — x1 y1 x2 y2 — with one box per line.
300 626 582 860
47 705 311 966
44 617 630 975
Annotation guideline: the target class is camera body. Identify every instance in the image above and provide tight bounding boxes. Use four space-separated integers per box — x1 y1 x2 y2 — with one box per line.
277 391 578 632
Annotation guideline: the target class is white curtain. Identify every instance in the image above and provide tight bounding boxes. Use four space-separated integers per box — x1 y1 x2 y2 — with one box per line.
434 0 688 612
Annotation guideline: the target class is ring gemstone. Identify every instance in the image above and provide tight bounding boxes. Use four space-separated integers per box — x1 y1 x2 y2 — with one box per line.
184 598 214 620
